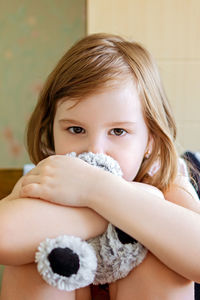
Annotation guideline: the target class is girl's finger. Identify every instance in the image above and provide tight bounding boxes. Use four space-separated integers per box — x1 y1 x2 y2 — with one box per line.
20 183 43 199
21 175 41 187
26 159 51 175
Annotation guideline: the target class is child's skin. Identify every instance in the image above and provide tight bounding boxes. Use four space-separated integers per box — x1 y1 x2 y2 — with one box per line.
1 78 200 300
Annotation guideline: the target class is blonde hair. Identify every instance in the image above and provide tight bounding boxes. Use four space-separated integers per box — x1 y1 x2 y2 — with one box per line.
26 33 178 192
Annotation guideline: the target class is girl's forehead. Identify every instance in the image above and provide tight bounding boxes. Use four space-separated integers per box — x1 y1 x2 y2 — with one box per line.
54 79 145 124
56 78 140 110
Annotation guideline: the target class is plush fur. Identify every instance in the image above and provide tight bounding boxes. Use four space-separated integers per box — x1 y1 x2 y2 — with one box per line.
36 235 97 291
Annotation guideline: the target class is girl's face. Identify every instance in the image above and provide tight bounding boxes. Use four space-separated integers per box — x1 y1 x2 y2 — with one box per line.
53 79 151 181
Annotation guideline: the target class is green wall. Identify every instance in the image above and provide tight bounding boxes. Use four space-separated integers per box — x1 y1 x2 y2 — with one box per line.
0 0 86 167
0 0 86 291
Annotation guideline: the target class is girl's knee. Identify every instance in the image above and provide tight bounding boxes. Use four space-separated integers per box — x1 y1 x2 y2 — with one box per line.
1 264 75 300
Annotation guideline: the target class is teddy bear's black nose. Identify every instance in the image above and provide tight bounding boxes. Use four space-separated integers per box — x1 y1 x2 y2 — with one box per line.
48 247 80 277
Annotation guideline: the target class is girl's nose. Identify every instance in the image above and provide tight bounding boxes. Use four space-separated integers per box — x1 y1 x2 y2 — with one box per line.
88 143 104 154
87 136 106 154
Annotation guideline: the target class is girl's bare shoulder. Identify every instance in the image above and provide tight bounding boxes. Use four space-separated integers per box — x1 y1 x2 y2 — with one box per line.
164 175 200 214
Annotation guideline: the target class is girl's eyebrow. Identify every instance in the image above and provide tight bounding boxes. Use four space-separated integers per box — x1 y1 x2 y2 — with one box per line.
59 118 85 126
106 121 137 127
59 119 136 127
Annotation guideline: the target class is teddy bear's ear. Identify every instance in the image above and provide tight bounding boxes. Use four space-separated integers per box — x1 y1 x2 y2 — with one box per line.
35 235 97 291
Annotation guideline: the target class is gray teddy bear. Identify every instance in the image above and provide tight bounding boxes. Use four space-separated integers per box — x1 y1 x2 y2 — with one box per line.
35 152 148 291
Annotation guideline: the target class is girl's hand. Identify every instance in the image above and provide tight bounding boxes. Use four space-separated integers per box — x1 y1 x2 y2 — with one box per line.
20 155 97 207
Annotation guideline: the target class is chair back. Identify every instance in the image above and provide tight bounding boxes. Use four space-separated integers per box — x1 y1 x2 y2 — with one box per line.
0 168 23 199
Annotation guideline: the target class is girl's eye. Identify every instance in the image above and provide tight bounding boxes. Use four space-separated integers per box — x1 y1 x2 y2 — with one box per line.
67 126 85 134
110 128 127 136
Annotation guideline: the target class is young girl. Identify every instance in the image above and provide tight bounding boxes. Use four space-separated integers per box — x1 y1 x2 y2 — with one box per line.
0 33 200 300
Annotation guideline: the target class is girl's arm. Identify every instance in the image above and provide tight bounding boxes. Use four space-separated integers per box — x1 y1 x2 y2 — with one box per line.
18 155 200 282
0 177 108 266
87 171 200 283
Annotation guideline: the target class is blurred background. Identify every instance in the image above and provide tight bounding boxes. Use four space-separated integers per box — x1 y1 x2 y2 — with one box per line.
0 0 86 167
0 0 200 168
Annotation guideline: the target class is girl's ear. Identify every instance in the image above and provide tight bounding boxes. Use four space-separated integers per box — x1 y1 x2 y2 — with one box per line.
144 136 154 159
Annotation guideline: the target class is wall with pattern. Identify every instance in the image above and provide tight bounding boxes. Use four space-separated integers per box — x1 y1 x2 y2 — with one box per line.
0 0 86 167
